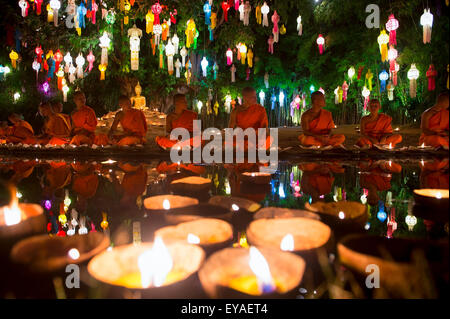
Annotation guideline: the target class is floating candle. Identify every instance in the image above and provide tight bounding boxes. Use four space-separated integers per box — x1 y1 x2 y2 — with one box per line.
144 195 198 211
163 199 171 210
187 233 200 244
68 248 80 260
280 234 294 251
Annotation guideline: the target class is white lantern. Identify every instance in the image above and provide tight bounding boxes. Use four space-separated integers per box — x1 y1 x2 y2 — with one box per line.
239 3 245 21
172 33 179 54
153 24 162 46
279 91 285 107
362 86 370 110
50 0 61 26
231 64 236 83
32 59 40 81
68 65 76 83
334 87 340 104
99 31 111 65
201 57 208 77
225 94 232 113
75 54 85 78
197 100 203 112
261 2 270 27
62 84 69 102
420 9 433 44
259 91 265 105
348 66 355 81
165 39 175 75
407 64 420 98
63 52 72 73
128 24 143 71
243 1 251 26
297 15 302 36
18 0 28 18
180 46 187 67
387 81 394 100
405 214 417 231
175 58 181 78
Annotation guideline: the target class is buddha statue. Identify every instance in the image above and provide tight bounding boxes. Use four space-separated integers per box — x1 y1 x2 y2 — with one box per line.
131 81 147 110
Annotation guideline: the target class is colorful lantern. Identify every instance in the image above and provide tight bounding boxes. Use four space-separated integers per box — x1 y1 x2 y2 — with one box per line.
239 2 245 21
98 64 106 80
243 1 251 26
35 46 44 64
365 69 373 91
185 19 196 48
153 24 162 46
259 91 265 105
211 11 217 29
77 1 87 28
35 0 43 15
261 2 269 27
86 51 95 72
68 65 76 83
161 20 169 42
53 49 63 72
387 81 394 100
63 52 72 73
379 70 389 92
239 44 247 64
342 81 349 101
47 3 53 23
272 11 280 42
264 72 269 88
62 83 69 102
9 50 18 69
226 48 233 65
175 58 181 78
334 87 340 104
362 86 370 110
123 1 130 25
377 30 389 62
420 9 433 44
201 57 209 77
165 39 175 75
388 45 397 72
221 1 230 22
180 46 187 66
391 62 400 86
56 66 64 90
159 44 164 69
297 15 302 36
247 49 253 68
213 62 218 80
348 67 355 82
146 10 154 34
75 53 85 78
268 35 274 54
231 64 236 82
385 14 399 46
91 0 98 25
426 64 437 91
128 24 143 71
49 0 60 26
407 64 419 98
151 1 162 25
18 0 30 18
316 34 325 54
99 31 110 65
32 59 40 81
255 4 262 24
204 1 211 25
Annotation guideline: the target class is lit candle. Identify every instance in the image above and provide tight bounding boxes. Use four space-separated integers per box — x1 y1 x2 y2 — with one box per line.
280 234 294 251
187 233 200 244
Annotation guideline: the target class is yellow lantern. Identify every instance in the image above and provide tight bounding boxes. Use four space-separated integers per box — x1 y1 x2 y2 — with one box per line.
280 24 286 35
47 3 53 23
255 5 262 24
99 64 107 80
9 50 19 69
146 10 154 34
124 1 130 25
239 44 247 64
185 19 196 48
377 30 389 62
211 12 217 29
247 49 254 68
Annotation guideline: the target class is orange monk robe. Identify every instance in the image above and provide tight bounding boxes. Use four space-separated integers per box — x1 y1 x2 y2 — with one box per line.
298 109 345 147
9 160 36 183
70 106 97 146
233 104 272 151
43 162 72 196
156 161 206 175
299 164 335 200
420 108 449 148
356 114 402 147
6 120 36 144
72 170 99 199
420 159 449 189
119 164 148 205
155 110 200 150
116 109 148 146
42 113 72 145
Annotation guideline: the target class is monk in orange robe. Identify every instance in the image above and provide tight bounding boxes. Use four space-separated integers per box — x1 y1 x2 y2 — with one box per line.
116 163 148 206
9 160 36 184
156 161 206 175
228 87 272 151
298 91 345 148
155 94 200 150
108 95 147 146
420 159 449 189
225 162 270 203
5 113 36 144
68 92 98 146
38 102 72 145
71 162 99 199
356 99 402 148
42 161 72 197
299 163 343 202
419 92 449 149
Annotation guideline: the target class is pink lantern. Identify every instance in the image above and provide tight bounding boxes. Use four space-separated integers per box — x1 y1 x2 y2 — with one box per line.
342 81 349 101
35 0 43 15
268 35 274 54
18 0 30 18
91 0 98 24
316 34 325 54
388 45 397 72
385 14 399 46
272 11 280 42
235 0 240 11
86 51 95 72
426 64 437 91
226 48 233 65
151 1 162 25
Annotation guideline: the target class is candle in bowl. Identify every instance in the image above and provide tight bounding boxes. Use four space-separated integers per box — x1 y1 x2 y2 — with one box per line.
246 218 331 254
208 196 261 213
413 189 449 212
10 232 110 273
143 195 199 212
87 237 205 298
199 246 305 298
154 218 233 253
304 200 368 228
254 207 320 221
169 176 212 195
239 172 272 185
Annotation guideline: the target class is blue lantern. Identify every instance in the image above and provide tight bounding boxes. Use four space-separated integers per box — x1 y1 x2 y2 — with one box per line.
271 94 276 110
309 84 315 92
379 70 389 92
203 2 211 25
377 200 387 222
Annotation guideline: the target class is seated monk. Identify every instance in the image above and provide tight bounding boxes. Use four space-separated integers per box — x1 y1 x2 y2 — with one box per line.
5 113 36 144
108 95 147 146
42 161 72 197
155 94 200 150
71 162 99 200
420 159 449 189
298 91 345 148
356 99 402 148
51 101 72 128
116 163 148 206
419 92 449 149
299 163 342 203
38 102 72 145
228 87 272 151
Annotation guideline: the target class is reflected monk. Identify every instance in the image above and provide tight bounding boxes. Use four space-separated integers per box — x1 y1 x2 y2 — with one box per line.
0 121 8 143
116 163 148 206
419 92 449 149
42 161 72 197
108 96 147 146
155 94 200 150
71 162 99 200
5 113 36 144
156 161 206 175
69 92 98 146
298 91 345 148
38 102 72 145
225 162 270 202
420 159 449 189
228 87 272 151
299 163 343 203
356 99 402 149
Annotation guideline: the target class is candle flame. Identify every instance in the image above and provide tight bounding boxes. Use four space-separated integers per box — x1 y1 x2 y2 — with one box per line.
138 237 173 288
280 234 295 251
3 200 22 226
436 192 442 199
187 233 200 244
68 248 80 260
388 143 392 149
163 199 171 210
420 143 425 148
231 204 240 211
101 159 117 164
248 247 275 293
338 211 345 219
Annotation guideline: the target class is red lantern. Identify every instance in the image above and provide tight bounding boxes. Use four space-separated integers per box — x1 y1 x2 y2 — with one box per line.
426 64 437 91
86 51 95 72
35 0 43 15
151 1 162 25
35 45 43 63
316 34 325 54
385 14 399 46
222 1 230 22
357 66 364 80
53 49 63 71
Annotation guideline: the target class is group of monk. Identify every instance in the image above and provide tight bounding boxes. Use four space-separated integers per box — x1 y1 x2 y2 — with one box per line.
0 92 148 147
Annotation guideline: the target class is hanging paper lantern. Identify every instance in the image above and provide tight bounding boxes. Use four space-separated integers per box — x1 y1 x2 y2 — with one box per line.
99 32 110 65
161 20 169 42
53 49 63 72
226 48 233 65
165 39 175 75
63 52 72 73
49 0 60 26
180 46 187 66
280 24 286 35
391 62 400 86
230 64 236 83
388 45 397 72
426 64 437 91
35 0 43 15
18 0 30 18
128 24 143 71
338 86 343 103
243 1 251 26
261 2 270 27
247 49 253 68
342 81 349 101
407 64 419 98
255 4 262 25
98 64 106 80
420 9 433 44
123 1 131 25
62 83 69 102
297 15 303 36
86 51 95 72
259 91 265 105
221 1 230 22
362 86 370 110
365 69 373 91
387 81 394 101
316 34 325 54
106 9 115 25
32 59 40 81
239 44 247 64
268 35 274 54
385 14 399 46
175 58 181 78
270 94 276 110
75 54 85 78
279 91 285 107
151 1 162 25
35 46 44 64
170 9 177 24
159 44 165 69
239 2 245 21
68 65 76 83
201 57 209 77
9 50 18 69
185 19 196 48
170 34 179 55
348 67 355 82
77 1 87 29
334 87 340 104
272 11 280 43
377 30 389 62
264 72 269 88
213 62 219 80
91 0 98 25
146 10 154 34
204 1 211 25
379 70 389 92
56 66 64 90
47 3 53 23
153 24 162 46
